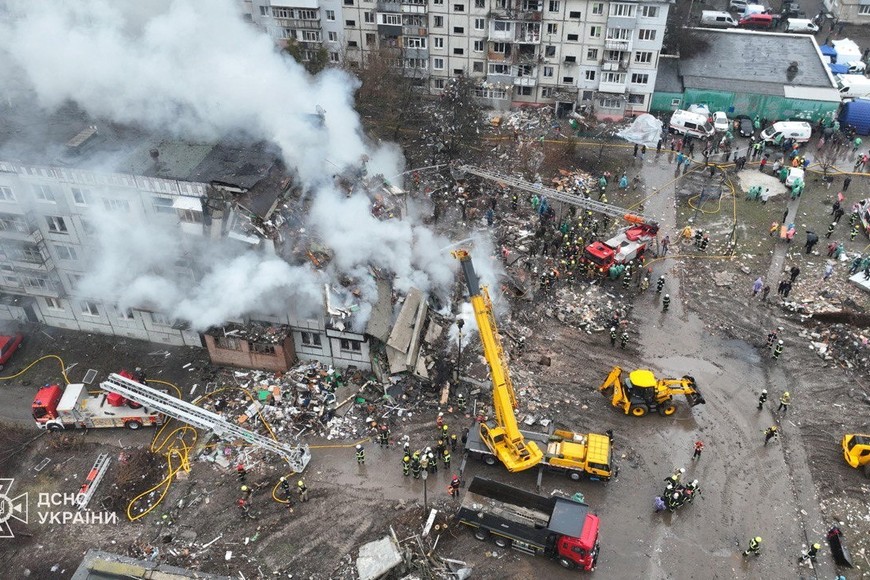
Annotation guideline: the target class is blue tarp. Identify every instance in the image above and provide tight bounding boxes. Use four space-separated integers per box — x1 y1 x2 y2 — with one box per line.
821 45 837 58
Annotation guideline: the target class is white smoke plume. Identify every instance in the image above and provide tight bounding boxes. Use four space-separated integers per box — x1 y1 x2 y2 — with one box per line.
0 0 459 330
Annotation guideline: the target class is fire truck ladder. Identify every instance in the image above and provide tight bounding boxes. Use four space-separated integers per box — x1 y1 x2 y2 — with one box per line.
457 165 656 226
100 374 311 473
76 453 110 510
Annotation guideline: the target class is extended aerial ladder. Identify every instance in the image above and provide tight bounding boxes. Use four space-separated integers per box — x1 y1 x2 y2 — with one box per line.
456 165 657 227
101 373 311 472
453 250 544 472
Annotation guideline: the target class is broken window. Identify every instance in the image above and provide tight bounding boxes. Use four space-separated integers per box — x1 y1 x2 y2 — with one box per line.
301 332 323 347
81 301 99 316
215 336 242 350
0 213 28 233
46 216 68 233
0 186 14 201
150 312 171 326
251 343 277 355
340 339 362 352
34 184 55 202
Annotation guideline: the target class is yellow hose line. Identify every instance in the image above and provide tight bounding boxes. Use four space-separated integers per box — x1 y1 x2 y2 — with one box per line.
0 354 70 385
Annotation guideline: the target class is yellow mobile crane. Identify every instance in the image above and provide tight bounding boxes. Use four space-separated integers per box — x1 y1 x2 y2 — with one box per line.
454 250 614 480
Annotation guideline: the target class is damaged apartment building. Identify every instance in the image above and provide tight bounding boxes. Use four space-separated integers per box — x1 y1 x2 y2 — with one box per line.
0 105 435 379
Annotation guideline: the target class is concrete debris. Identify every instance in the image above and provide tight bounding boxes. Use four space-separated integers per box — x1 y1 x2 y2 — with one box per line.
356 536 403 580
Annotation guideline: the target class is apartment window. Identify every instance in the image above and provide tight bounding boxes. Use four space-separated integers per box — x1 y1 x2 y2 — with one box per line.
104 199 130 212
476 0 485 6
348 40 358 47
55 245 77 261
340 339 362 352
567 33 578 41
434 37 444 48
474 18 485 30
454 3 465 11
473 61 484 72
326 9 335 20
80 218 95 236
494 21 512 31
251 343 276 355
0 186 14 201
631 73 649 84
0 213 28 233
453 26 464 33
635 51 653 64
329 52 340 62
345 19 355 26
434 57 445 70
543 65 553 77
344 0 354 5
473 40 484 52
81 301 100 316
328 31 338 41
641 6 659 17
45 297 63 310
569 10 581 17
215 335 241 350
152 196 174 214
150 312 171 326
517 86 533 96
549 0 560 11
610 3 636 17
602 71 625 83
434 0 443 5
46 216 67 233
116 307 134 320
564 55 576 62
433 78 446 89
628 93 646 104
404 36 427 48
34 184 55 202
453 47 464 55
297 9 317 19
562 76 574 83
273 7 291 17
589 26 601 38
587 48 599 60
492 42 506 53
546 23 558 34
585 70 596 80
545 45 555 56
365 34 375 45
591 3 604 14
301 332 323 347
638 29 656 41
434 15 444 27
489 63 510 74
259 6 270 16
364 11 375 23
541 86 553 97
177 208 202 223
71 187 88 205
607 28 631 40
599 97 622 108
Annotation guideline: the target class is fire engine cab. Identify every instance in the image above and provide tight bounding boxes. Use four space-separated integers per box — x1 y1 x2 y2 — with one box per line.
584 222 658 273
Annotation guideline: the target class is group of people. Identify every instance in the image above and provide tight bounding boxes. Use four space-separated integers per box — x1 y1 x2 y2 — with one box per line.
653 467 701 513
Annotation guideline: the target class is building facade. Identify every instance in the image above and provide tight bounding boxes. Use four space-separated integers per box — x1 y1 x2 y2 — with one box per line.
243 0 671 117
823 0 870 24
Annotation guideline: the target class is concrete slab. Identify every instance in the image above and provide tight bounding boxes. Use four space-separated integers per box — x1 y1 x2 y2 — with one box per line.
356 535 402 580
848 271 870 292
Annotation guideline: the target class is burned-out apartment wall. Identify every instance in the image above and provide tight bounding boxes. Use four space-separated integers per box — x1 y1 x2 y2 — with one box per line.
203 333 296 372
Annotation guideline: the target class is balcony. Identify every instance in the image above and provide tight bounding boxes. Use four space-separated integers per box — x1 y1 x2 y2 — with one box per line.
516 23 541 44
598 80 627 94
607 15 638 29
402 25 428 36
403 47 429 59
488 50 517 63
275 18 320 30
487 73 516 86
377 0 402 12
601 59 629 72
604 38 633 51
514 76 537 87
401 3 426 13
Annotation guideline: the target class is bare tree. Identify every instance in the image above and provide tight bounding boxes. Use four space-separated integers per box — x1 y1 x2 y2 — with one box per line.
283 40 329 75
420 76 483 163
352 46 422 142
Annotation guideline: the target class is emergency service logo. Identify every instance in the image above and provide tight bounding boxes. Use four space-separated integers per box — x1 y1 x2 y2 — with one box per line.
0 478 29 538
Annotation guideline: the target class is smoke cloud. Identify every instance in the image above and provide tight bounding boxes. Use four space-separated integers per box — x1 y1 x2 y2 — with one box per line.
0 0 459 331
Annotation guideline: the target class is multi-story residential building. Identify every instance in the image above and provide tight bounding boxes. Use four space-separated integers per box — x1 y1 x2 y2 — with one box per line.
243 0 671 118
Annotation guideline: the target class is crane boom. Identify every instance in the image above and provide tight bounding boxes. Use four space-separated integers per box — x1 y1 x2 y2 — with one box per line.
453 250 543 472
457 165 656 226
101 373 311 472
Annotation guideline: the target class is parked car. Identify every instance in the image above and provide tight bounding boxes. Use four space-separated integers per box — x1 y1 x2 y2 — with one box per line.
0 333 24 370
712 112 730 132
735 115 754 137
729 0 749 11
739 13 773 28
785 167 805 188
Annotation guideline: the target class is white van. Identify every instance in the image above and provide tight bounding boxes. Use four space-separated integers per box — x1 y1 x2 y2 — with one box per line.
785 18 819 33
729 0 748 11
701 10 738 27
742 3 768 16
669 109 715 138
836 74 870 100
760 121 813 143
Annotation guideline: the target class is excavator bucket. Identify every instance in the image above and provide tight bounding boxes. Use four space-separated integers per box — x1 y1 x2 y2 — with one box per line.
682 376 706 407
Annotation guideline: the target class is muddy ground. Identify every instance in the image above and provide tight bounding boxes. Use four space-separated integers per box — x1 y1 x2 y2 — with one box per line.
1 130 869 579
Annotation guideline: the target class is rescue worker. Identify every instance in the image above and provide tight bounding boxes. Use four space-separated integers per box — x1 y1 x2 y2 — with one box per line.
692 440 704 460
656 275 665 293
694 229 703 248
667 491 684 512
378 424 390 447
773 340 784 360
436 412 444 429
662 294 671 312
620 331 629 349
356 444 365 465
510 194 518 211
764 426 779 446
237 498 251 517
436 438 446 457
610 327 618 347
236 464 248 482
240 485 252 499
778 391 791 413
826 222 836 239
766 329 778 348
682 479 701 503
450 434 458 451
757 389 768 410
799 542 821 563
442 424 449 439
297 480 308 502
419 453 430 474
402 455 411 476
851 224 860 241
428 449 438 474
449 476 461 498
622 273 631 290
457 393 466 413
442 448 451 468
743 536 762 557
700 235 709 252
665 467 685 487
279 476 291 497
640 275 650 291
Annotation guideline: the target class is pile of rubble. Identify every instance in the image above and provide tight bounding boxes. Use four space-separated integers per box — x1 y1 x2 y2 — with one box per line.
549 167 599 195
489 106 558 140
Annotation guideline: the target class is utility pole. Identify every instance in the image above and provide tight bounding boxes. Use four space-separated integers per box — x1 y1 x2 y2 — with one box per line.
422 469 429 512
